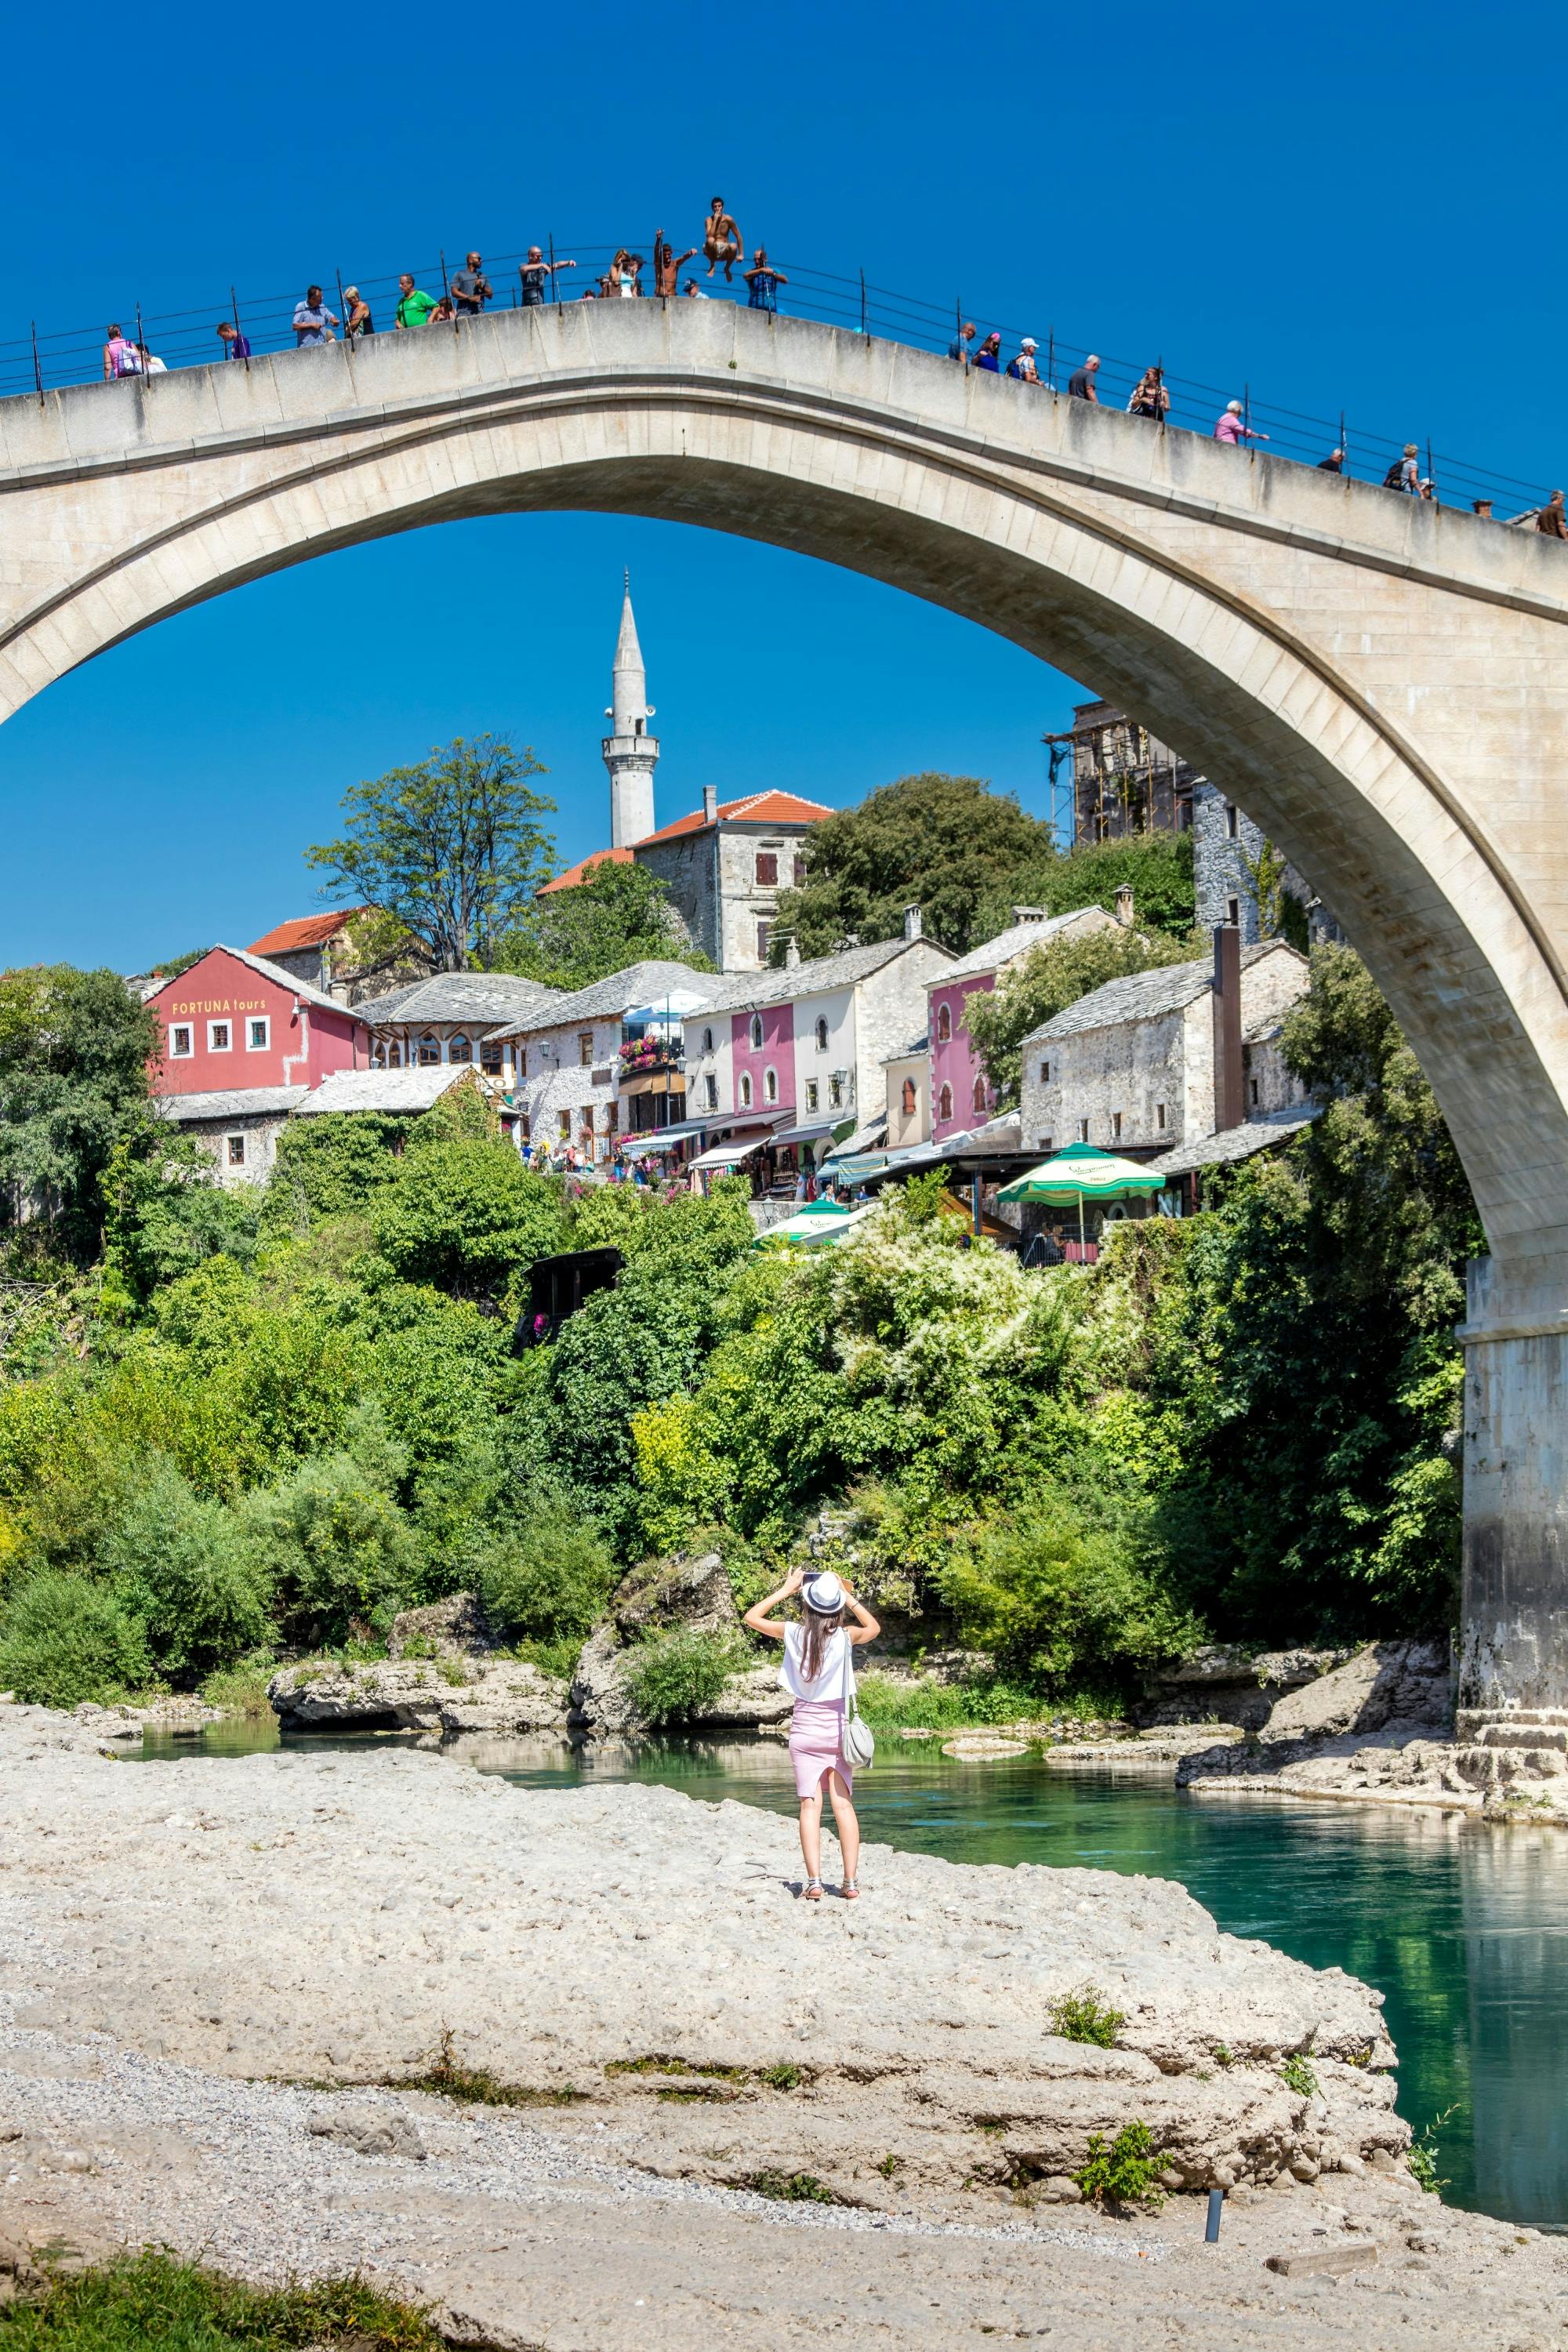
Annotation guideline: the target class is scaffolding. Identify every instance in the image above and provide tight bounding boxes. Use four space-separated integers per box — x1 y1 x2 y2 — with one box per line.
1044 702 1196 846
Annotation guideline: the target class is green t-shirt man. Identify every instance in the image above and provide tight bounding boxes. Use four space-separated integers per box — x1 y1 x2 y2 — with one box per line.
395 278 439 329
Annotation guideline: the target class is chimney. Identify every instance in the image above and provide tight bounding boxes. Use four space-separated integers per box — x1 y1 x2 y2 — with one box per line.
1211 924 1244 1133
1011 905 1045 925
702 784 718 823
1116 884 1135 927
903 904 922 942
784 935 801 969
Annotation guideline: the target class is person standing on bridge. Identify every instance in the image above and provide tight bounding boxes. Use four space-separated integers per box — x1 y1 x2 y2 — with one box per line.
103 325 141 379
652 232 696 297
702 196 742 281
292 287 339 347
743 249 787 312
451 254 492 317
1007 338 1040 383
1382 444 1420 494
974 331 1003 373
395 274 440 329
1536 489 1568 538
216 321 252 361
948 320 976 364
1316 447 1345 472
1214 400 1269 446
1068 354 1101 401
520 246 575 305
1127 365 1169 420
343 287 374 339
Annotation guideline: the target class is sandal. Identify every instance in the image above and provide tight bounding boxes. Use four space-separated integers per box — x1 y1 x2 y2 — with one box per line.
802 1877 823 1902
841 1878 860 1901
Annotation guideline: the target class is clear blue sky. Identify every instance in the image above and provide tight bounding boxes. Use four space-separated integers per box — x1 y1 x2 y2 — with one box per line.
2 0 1561 972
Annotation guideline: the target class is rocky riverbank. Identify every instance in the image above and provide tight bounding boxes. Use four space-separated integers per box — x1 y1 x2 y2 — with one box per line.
3 1700 1566 2349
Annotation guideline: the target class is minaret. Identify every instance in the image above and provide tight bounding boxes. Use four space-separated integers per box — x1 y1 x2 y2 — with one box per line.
601 572 659 848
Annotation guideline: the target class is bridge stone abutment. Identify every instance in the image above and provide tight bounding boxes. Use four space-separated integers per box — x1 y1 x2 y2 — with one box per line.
2 302 1566 1715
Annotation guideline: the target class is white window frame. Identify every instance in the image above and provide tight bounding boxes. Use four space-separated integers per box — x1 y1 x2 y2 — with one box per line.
245 1015 270 1052
1078 1117 1091 1143
764 1065 779 1104
739 1071 753 1108
814 1016 829 1052
226 1133 247 1167
207 1018 233 1053
749 1014 764 1050
1039 1059 1050 1083
169 1023 194 1058
704 1074 718 1109
804 1078 819 1112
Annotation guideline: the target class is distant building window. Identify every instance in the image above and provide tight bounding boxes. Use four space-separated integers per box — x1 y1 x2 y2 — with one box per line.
1225 802 1239 840
815 1016 829 1051
805 1078 819 1112
246 1018 269 1051
449 1034 472 1065
702 1026 714 1054
829 1075 844 1109
557 1109 572 1138
740 1072 753 1107
972 1076 987 1116
764 1065 779 1103
1038 1134 1054 1155
226 1134 246 1167
938 1083 953 1123
418 1034 441 1065
793 855 807 887
704 1073 718 1109
756 920 771 961
750 1014 764 1050
517 1048 528 1079
1039 1059 1050 1084
1226 896 1240 927
1112 1111 1123 1142
901 1077 917 1117
755 851 779 887
169 1024 193 1058
208 1020 231 1053
579 1032 594 1067
481 1038 503 1073
1156 1102 1167 1129
1250 1077 1260 1106
387 1044 401 1069
1078 1118 1090 1143
936 1003 952 1044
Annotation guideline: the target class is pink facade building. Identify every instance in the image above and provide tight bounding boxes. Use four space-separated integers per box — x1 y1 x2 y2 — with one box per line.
927 906 1121 1142
731 1000 797 1119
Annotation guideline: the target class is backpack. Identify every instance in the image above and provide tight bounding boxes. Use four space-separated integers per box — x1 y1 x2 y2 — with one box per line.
1383 458 1409 489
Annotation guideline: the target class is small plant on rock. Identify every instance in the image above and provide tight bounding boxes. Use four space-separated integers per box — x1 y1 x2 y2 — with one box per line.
758 2061 804 2090
877 2152 903 2179
735 2169 839 2204
1407 2104 1460 2196
1047 1987 1125 2049
1211 2042 1234 2068
1279 2052 1319 2100
1072 2120 1171 2209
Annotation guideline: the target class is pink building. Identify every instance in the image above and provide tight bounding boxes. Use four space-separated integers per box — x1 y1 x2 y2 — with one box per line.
731 1000 797 1119
146 945 371 1185
928 906 1120 1141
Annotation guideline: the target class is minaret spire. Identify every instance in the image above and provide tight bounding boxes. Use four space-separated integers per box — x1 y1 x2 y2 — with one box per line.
602 572 659 848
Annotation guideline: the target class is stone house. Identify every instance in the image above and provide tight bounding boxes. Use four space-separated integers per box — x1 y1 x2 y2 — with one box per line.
487 960 722 1162
928 904 1122 1142
354 972 564 1083
682 925 953 1147
147 943 372 1187
1018 939 1310 1157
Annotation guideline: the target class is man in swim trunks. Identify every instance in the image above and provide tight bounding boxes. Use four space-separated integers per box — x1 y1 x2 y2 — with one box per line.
653 230 697 297
703 196 742 281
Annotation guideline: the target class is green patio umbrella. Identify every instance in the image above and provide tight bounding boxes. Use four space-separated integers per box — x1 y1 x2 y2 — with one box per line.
997 1141 1166 1254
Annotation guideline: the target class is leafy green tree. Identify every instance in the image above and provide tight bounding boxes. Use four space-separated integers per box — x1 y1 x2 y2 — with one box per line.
368 1138 564 1301
975 833 1196 946
101 1134 260 1315
264 1112 409 1229
98 1461 273 1679
966 926 1196 1105
306 735 557 971
495 859 714 991
0 1571 153 1706
0 967 161 1265
145 948 209 980
243 1452 418 1647
474 1502 615 1646
769 775 1054 959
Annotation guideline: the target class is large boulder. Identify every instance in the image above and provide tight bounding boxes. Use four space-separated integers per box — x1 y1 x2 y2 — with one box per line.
612 1550 733 1641
569 1549 793 1737
1258 1641 1451 1746
268 1655 568 1736
567 1624 644 1737
387 1592 499 1661
1140 1645 1357 1732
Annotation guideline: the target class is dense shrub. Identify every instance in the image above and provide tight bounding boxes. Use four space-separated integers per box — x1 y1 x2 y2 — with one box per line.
368 1138 564 1300
99 1462 273 1679
475 1504 615 1645
244 1454 418 1646
0 1571 153 1705
626 1627 748 1725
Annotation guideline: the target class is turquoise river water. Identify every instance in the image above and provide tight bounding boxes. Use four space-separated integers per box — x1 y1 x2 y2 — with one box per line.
137 1721 1568 2229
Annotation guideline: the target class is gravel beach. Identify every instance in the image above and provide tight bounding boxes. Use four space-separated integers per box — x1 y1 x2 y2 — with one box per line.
2 1700 1564 2349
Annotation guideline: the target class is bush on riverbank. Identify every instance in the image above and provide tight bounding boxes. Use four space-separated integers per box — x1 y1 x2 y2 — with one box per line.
0 2247 442 2350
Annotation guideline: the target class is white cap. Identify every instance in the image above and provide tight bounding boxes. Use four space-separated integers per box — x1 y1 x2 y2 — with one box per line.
804 1572 846 1614
1021 337 1037 350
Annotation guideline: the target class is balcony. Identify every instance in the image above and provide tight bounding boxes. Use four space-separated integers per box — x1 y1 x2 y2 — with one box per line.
618 1037 684 1080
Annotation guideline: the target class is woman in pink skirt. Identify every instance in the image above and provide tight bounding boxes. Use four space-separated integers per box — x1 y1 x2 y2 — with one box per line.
744 1567 880 1901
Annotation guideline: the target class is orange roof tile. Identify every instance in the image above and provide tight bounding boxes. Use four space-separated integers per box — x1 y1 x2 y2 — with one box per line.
248 909 368 955
536 847 635 897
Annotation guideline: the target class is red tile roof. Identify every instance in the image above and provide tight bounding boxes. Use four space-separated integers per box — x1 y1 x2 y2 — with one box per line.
248 909 368 955
536 848 634 897
539 795 833 895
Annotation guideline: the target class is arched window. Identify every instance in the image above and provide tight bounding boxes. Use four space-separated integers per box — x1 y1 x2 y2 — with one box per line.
815 1016 829 1051
448 1033 472 1065
764 1066 778 1103
936 1004 952 1044
739 1071 753 1107
417 1034 441 1066
938 1083 953 1122
901 1077 917 1117
750 1014 764 1050
972 1075 988 1116
702 1026 713 1054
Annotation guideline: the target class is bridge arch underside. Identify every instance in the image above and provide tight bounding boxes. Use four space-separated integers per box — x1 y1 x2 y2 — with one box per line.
19 404 1568 1294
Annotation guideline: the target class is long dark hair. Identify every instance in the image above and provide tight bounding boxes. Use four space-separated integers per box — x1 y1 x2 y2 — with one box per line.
799 1606 847 1686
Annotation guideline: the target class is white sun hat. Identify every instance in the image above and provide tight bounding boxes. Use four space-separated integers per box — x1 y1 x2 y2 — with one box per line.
803 1572 846 1613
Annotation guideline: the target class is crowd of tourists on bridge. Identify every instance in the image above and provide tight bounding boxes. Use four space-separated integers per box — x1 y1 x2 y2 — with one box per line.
92 194 1563 531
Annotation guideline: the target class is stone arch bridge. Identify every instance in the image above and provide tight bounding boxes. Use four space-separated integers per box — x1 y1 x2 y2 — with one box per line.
2 302 1566 1727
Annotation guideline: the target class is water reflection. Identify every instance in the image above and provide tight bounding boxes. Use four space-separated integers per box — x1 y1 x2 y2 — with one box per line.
127 1722 1568 2225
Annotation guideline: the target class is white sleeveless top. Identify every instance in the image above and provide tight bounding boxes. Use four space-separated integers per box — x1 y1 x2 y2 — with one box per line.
779 1621 851 1701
